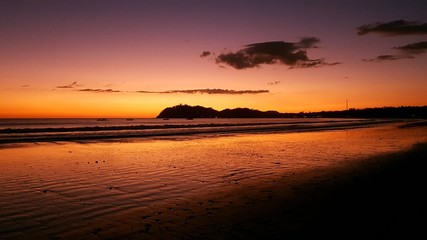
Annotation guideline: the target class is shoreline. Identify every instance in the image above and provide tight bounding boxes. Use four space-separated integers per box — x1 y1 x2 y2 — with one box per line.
0 118 415 145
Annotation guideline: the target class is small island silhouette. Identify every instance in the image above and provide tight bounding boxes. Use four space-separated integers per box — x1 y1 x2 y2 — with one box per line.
157 104 427 119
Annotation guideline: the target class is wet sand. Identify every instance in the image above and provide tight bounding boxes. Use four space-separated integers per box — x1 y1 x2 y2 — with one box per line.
66 142 427 240
1 122 426 239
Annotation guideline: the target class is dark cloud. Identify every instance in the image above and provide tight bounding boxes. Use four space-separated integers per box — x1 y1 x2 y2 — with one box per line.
136 89 269 95
362 41 427 63
362 55 414 62
358 20 427 62
214 38 340 69
293 59 341 69
56 81 82 89
394 41 427 54
357 20 427 36
21 85 29 88
200 51 211 57
78 88 121 93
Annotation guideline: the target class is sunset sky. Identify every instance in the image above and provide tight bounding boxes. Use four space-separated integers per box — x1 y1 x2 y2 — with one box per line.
1 0 426 118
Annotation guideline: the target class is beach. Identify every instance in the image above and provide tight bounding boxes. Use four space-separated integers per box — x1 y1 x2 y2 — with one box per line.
3 1 427 239
1 120 426 239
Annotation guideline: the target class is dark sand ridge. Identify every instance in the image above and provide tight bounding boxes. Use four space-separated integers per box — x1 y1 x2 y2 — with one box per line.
58 141 427 240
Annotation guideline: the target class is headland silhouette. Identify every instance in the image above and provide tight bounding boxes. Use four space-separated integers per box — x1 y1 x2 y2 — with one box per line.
157 104 427 119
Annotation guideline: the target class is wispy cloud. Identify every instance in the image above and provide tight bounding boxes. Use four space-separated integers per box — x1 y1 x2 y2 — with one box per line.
362 54 414 62
71 87 269 95
394 41 427 54
136 89 269 95
56 81 83 89
200 51 211 58
358 20 427 62
77 88 121 93
208 38 340 70
267 81 281 85
361 40 427 63
357 20 427 36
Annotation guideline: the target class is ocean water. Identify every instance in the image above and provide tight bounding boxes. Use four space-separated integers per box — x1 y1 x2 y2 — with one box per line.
0 118 397 145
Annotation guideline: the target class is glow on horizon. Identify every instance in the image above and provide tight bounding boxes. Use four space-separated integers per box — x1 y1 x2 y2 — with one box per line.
1 1 426 118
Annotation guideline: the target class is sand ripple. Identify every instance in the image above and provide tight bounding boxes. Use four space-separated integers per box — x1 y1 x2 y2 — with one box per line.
0 123 426 239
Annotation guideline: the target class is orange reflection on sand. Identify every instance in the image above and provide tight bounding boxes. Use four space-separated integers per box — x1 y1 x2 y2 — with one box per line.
0 124 426 238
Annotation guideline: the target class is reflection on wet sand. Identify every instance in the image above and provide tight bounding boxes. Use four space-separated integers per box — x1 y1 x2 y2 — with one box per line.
0 122 426 239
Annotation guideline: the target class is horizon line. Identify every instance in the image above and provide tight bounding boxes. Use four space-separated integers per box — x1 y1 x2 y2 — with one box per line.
1 104 426 119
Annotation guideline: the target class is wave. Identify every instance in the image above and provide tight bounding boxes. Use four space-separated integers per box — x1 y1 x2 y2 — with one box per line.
0 118 403 145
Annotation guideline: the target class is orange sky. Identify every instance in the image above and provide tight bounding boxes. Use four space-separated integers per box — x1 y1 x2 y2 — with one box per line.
1 0 426 118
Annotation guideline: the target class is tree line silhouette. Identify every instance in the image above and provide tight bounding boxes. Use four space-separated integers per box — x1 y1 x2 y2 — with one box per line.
157 104 427 119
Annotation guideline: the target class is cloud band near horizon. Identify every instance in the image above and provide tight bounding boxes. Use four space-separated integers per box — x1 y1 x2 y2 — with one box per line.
135 89 269 94
55 82 269 95
70 87 269 95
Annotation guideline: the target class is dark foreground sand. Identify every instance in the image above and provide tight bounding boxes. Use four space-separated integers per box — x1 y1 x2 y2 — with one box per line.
63 142 427 240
